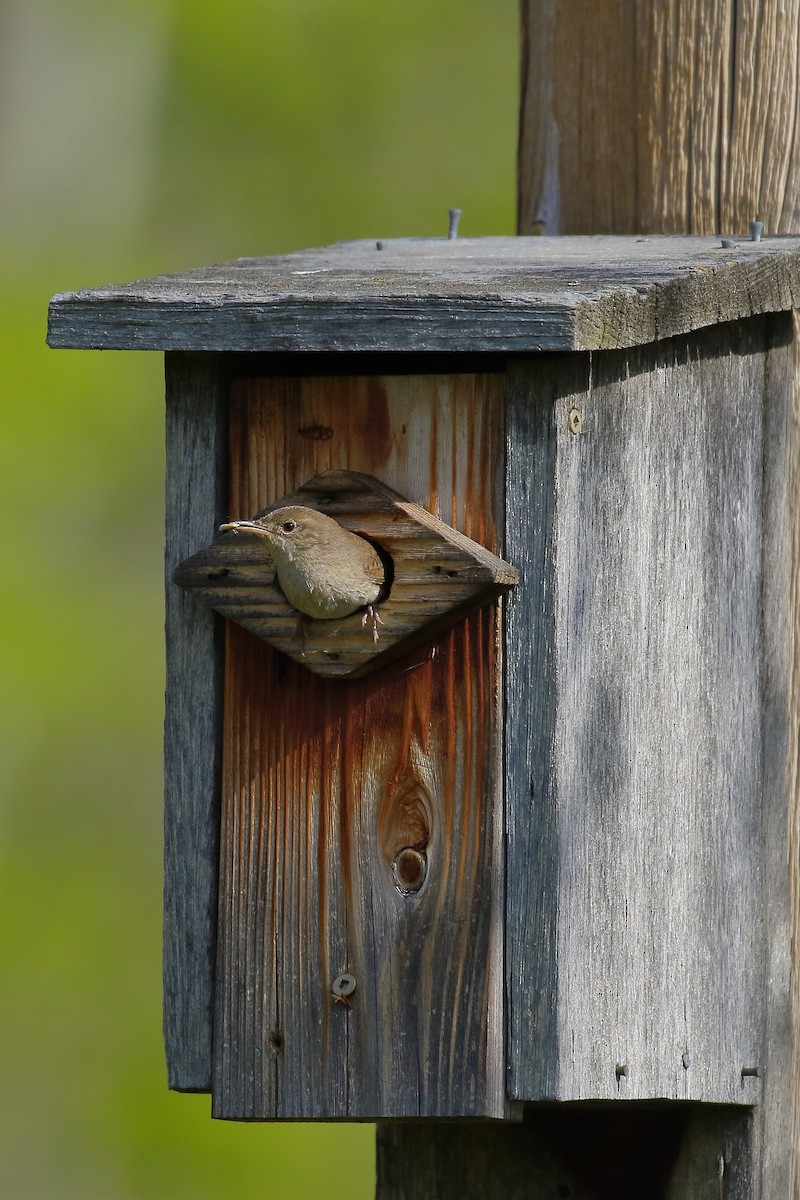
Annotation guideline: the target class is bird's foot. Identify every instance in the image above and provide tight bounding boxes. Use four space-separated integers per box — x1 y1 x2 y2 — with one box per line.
362 604 383 645
294 612 308 656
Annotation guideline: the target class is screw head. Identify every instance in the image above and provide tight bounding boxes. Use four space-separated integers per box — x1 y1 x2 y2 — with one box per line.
568 408 583 435
332 972 356 997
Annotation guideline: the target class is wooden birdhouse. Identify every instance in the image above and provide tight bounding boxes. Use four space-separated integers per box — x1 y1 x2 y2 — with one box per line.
48 235 799 1187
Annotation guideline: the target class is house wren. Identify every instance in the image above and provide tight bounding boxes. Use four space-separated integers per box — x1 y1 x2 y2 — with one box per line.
219 505 385 641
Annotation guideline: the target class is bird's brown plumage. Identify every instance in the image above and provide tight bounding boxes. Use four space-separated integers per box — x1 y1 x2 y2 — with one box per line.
219 506 385 629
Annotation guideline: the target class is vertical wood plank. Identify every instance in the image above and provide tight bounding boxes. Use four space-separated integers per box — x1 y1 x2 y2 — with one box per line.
790 317 800 1200
164 352 228 1091
212 372 506 1119
758 311 800 1198
505 354 586 1098
508 320 769 1105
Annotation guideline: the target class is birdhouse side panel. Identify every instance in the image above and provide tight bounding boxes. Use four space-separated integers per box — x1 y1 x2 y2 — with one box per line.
758 310 800 1199
164 353 229 1092
508 317 775 1105
212 370 506 1120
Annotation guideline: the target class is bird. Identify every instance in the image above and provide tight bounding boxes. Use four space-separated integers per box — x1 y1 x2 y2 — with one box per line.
219 505 385 642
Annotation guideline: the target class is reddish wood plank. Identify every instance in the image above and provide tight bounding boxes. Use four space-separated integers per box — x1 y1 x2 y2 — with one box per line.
212 372 506 1118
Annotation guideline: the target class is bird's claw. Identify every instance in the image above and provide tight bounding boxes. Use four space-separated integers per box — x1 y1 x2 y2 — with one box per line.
362 604 383 645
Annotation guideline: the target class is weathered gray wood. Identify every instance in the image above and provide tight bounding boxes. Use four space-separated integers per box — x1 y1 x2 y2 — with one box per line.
212 371 506 1119
377 1106 755 1199
47 235 800 354
666 1107 757 1200
503 353 572 1098
506 317 769 1105
174 468 518 678
163 352 228 1091
758 311 800 1198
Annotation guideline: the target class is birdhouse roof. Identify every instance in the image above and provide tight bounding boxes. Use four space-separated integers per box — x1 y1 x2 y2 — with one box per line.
47 235 800 354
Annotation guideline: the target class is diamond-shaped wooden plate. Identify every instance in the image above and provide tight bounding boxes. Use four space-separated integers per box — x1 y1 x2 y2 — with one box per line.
173 470 519 678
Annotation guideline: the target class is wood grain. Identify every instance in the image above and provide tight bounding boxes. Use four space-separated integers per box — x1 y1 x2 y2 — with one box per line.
790 317 800 1200
173 468 518 678
212 371 506 1119
163 353 228 1091
47 235 800 354
758 311 800 1198
507 318 770 1105
519 1 800 237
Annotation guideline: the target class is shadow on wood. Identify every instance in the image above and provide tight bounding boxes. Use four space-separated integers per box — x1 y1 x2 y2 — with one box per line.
377 1104 755 1200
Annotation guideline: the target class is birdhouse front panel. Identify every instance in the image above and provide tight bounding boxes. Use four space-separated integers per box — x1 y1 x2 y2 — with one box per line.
212 368 507 1119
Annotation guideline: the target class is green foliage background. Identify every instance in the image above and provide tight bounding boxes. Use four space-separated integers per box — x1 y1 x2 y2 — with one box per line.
1 3 517 1196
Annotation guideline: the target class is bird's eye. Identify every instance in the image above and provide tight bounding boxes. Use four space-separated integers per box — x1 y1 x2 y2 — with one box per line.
281 520 297 533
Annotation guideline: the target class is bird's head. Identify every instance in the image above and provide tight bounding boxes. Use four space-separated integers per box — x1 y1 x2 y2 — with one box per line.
219 505 335 564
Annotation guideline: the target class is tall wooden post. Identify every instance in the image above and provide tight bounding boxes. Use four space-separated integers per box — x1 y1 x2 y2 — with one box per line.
517 0 800 237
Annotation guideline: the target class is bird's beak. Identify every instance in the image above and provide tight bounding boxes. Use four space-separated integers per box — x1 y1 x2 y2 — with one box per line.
219 519 269 535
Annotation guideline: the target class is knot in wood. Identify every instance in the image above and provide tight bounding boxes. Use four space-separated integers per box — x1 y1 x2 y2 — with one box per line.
379 776 431 846
379 776 432 891
391 847 427 894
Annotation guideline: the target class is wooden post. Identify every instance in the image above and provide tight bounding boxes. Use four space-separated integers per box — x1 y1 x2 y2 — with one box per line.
517 0 800 237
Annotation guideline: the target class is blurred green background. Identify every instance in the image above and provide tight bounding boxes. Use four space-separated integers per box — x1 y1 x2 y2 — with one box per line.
1 2 517 1196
